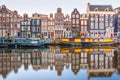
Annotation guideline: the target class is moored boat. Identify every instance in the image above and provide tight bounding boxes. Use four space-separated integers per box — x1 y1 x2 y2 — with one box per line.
0 37 50 48
17 38 50 48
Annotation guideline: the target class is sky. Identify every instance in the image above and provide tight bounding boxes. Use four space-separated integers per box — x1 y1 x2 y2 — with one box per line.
0 0 120 16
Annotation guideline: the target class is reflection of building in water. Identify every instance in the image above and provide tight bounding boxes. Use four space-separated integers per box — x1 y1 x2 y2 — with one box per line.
54 53 66 76
0 50 21 78
71 50 89 74
88 48 116 77
117 46 120 73
0 47 119 78
80 52 89 69
48 47 55 70
0 50 12 78
31 49 41 70
20 49 31 70
41 49 51 69
71 53 80 74
63 53 71 69
10 50 21 73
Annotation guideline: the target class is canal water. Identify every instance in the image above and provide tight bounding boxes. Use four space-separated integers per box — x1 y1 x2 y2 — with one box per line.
0 46 120 80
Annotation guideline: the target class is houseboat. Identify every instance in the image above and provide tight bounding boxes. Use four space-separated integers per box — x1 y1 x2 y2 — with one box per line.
16 38 50 48
0 38 50 48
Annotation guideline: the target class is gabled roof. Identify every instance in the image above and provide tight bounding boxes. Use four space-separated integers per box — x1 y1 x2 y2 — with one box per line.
89 5 113 11
71 8 80 15
7 9 22 18
0 5 22 18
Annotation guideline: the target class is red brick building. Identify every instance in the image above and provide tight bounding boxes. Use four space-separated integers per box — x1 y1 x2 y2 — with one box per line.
0 5 22 37
55 8 64 39
64 14 72 38
80 14 88 37
48 13 55 39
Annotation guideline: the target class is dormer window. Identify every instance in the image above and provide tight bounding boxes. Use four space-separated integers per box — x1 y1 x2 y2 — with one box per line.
94 8 98 11
105 8 109 11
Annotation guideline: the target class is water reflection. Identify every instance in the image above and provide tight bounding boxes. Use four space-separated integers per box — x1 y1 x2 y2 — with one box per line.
0 46 120 80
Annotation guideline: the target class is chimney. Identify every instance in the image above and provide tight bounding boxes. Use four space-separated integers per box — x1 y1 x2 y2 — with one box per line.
87 3 90 6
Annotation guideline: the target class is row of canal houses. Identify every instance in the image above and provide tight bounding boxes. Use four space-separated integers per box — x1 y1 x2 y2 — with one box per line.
0 3 120 39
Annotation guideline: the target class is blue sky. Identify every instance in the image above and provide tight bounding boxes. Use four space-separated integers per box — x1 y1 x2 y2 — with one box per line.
0 0 120 16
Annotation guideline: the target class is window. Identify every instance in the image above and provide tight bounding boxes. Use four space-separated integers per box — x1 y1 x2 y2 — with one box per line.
95 22 98 29
32 19 38 25
41 22 44 26
22 26 24 31
28 22 30 25
109 15 113 26
45 22 47 26
37 19 40 25
81 26 83 31
28 26 30 31
91 22 94 29
84 21 87 25
105 8 109 11
100 22 104 29
105 15 108 27
76 19 79 24
38 28 40 32
94 8 98 11
32 27 35 32
72 14 75 18
72 19 75 24
76 14 79 18
15 24 17 28
24 21 27 25
95 15 98 22
44 32 47 36
81 21 83 25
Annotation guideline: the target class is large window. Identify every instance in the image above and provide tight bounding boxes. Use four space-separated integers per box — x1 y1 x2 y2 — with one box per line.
32 19 37 25
22 26 24 31
105 15 108 27
99 22 104 29
28 22 30 25
84 21 87 25
32 27 35 32
72 14 75 18
37 19 40 25
81 21 83 25
41 22 44 26
76 14 79 18
32 19 40 25
76 19 79 24
81 26 83 32
72 19 75 24
24 21 27 25
109 15 113 26
91 22 94 29
95 22 98 29
28 26 30 31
